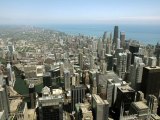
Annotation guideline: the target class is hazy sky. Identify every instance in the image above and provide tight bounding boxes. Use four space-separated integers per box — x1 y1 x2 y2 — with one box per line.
0 0 160 25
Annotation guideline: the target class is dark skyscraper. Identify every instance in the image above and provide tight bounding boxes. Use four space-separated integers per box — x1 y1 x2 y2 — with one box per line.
141 66 160 98
43 72 52 87
29 84 36 109
71 85 86 111
129 45 139 64
113 26 119 45
102 31 107 44
114 85 135 119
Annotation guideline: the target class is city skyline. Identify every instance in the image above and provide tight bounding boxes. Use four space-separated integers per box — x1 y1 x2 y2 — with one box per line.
0 0 160 25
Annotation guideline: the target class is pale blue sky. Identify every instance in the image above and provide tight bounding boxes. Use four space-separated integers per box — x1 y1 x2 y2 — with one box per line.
0 0 160 24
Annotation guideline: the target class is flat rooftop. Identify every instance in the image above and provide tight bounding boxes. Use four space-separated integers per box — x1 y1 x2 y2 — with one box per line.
118 85 135 93
145 66 160 70
10 99 22 112
93 94 104 104
151 114 160 119
132 101 148 110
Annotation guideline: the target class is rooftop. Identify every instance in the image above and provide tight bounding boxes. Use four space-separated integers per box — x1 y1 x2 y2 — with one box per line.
145 66 160 70
92 94 109 105
151 114 160 119
132 101 148 110
118 85 135 93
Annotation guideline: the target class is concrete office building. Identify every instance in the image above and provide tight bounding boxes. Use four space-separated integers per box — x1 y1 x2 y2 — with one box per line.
147 95 158 114
0 85 10 119
79 52 84 70
130 57 145 90
92 94 109 120
120 32 125 49
64 70 71 91
116 52 127 79
129 101 150 120
0 111 5 120
148 57 157 67
97 72 122 106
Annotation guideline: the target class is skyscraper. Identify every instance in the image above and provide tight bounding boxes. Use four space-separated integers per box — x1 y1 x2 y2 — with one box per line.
38 87 63 120
64 70 71 91
43 72 52 87
71 85 86 111
102 31 107 44
120 32 125 48
126 50 132 72
114 85 135 119
29 84 36 109
116 52 127 79
92 94 109 120
129 45 139 64
147 95 158 114
113 26 119 45
79 52 83 70
0 85 10 119
155 42 160 66
141 66 160 98
130 57 145 90
105 54 113 71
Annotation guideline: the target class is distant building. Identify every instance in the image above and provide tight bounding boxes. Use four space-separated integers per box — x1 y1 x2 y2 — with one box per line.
129 45 139 64
79 52 83 70
102 31 107 44
116 52 127 79
105 54 113 71
130 57 145 90
148 57 157 67
64 70 71 91
113 26 119 46
126 50 132 72
92 94 109 120
120 32 125 49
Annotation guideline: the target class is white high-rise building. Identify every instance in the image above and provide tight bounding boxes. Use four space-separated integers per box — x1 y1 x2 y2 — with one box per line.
92 94 109 120
130 57 145 90
64 70 71 91
116 52 127 79
148 57 157 68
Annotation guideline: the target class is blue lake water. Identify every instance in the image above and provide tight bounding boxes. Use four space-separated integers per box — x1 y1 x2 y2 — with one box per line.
37 24 160 45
